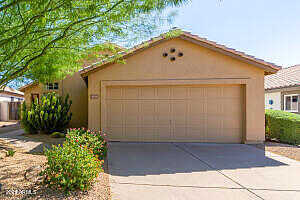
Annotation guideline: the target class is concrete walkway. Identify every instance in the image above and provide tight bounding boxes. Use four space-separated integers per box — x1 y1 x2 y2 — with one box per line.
108 143 300 200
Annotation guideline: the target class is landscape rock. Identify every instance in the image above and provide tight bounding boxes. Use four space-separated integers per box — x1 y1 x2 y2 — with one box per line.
24 165 44 184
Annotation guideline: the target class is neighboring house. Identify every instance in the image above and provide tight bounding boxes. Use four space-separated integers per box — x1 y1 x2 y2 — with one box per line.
20 30 280 144
0 87 24 121
265 65 300 113
0 86 24 102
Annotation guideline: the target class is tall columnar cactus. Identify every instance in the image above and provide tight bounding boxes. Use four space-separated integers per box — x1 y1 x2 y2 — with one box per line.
21 92 72 134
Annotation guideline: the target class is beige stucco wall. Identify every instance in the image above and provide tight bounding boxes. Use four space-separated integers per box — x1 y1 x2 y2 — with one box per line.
87 38 266 143
23 72 88 127
0 102 9 121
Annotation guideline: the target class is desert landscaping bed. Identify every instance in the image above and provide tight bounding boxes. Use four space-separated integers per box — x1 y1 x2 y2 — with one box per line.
251 141 300 161
0 139 111 200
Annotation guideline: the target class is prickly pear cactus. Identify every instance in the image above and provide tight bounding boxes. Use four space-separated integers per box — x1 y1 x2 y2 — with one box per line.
21 92 72 134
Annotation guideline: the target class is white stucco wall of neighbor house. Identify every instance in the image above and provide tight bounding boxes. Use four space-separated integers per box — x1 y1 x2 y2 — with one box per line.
265 91 281 110
0 102 9 121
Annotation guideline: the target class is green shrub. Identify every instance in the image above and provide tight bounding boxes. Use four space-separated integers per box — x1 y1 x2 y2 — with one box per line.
265 109 300 145
21 92 72 134
42 143 103 192
50 132 65 138
6 149 15 157
65 128 107 160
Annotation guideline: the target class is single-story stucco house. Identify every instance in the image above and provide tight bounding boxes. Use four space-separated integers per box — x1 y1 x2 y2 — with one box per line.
265 65 300 113
20 31 281 144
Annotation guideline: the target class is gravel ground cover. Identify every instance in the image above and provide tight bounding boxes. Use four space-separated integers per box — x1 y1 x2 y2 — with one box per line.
0 137 111 200
251 141 300 161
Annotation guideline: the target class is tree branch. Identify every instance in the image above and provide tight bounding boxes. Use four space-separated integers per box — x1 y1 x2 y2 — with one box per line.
0 0 25 12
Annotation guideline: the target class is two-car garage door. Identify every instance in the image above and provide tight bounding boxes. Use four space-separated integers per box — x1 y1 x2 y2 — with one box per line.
106 84 244 143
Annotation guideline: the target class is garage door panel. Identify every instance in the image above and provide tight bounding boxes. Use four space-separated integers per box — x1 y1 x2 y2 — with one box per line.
223 86 242 98
156 127 172 140
123 101 139 125
157 87 171 99
172 100 187 125
187 118 207 127
156 101 171 126
107 100 123 126
124 127 139 140
140 101 156 126
206 87 223 98
173 127 187 140
171 87 188 99
123 87 139 99
224 99 243 114
141 127 156 140
190 87 206 99
106 85 243 143
206 128 223 141
207 100 224 114
186 127 206 140
108 87 122 99
189 100 206 114
140 87 156 99
107 127 123 140
207 117 223 130
222 128 241 142
223 118 242 129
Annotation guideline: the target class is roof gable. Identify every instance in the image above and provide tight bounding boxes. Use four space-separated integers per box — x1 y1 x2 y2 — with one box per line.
80 31 281 77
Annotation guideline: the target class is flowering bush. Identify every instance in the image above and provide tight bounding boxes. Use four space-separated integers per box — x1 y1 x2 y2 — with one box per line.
42 144 103 192
65 128 107 160
41 128 107 192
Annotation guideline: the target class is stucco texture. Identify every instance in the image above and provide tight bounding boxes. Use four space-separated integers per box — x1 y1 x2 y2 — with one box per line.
87 38 266 143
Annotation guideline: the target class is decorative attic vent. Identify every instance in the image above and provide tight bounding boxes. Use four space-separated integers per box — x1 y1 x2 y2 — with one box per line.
162 48 184 62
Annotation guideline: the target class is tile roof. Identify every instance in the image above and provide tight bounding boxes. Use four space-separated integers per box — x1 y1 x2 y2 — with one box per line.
80 29 281 76
265 65 300 90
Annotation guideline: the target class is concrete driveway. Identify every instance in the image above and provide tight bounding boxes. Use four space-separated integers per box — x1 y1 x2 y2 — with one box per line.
108 143 300 200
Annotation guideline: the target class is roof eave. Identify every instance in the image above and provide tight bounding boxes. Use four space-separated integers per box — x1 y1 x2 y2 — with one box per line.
18 82 38 92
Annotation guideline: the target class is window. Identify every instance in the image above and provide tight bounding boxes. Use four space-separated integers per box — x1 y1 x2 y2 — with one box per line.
10 97 14 102
46 82 59 90
284 94 299 112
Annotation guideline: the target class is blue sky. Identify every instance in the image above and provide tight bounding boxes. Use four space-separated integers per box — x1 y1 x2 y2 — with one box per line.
165 0 300 68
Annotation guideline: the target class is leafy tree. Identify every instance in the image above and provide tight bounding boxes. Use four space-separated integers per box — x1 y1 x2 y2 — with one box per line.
0 0 187 87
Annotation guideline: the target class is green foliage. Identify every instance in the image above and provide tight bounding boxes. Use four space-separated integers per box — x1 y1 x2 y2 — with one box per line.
0 0 188 86
265 109 300 145
42 144 103 192
21 92 72 134
50 132 65 138
6 149 16 157
65 128 107 160
42 128 107 192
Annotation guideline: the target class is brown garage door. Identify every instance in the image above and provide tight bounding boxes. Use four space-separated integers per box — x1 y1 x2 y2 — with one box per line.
106 84 244 143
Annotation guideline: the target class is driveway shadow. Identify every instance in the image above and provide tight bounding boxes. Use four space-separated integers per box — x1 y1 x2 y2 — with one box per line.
108 142 289 177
